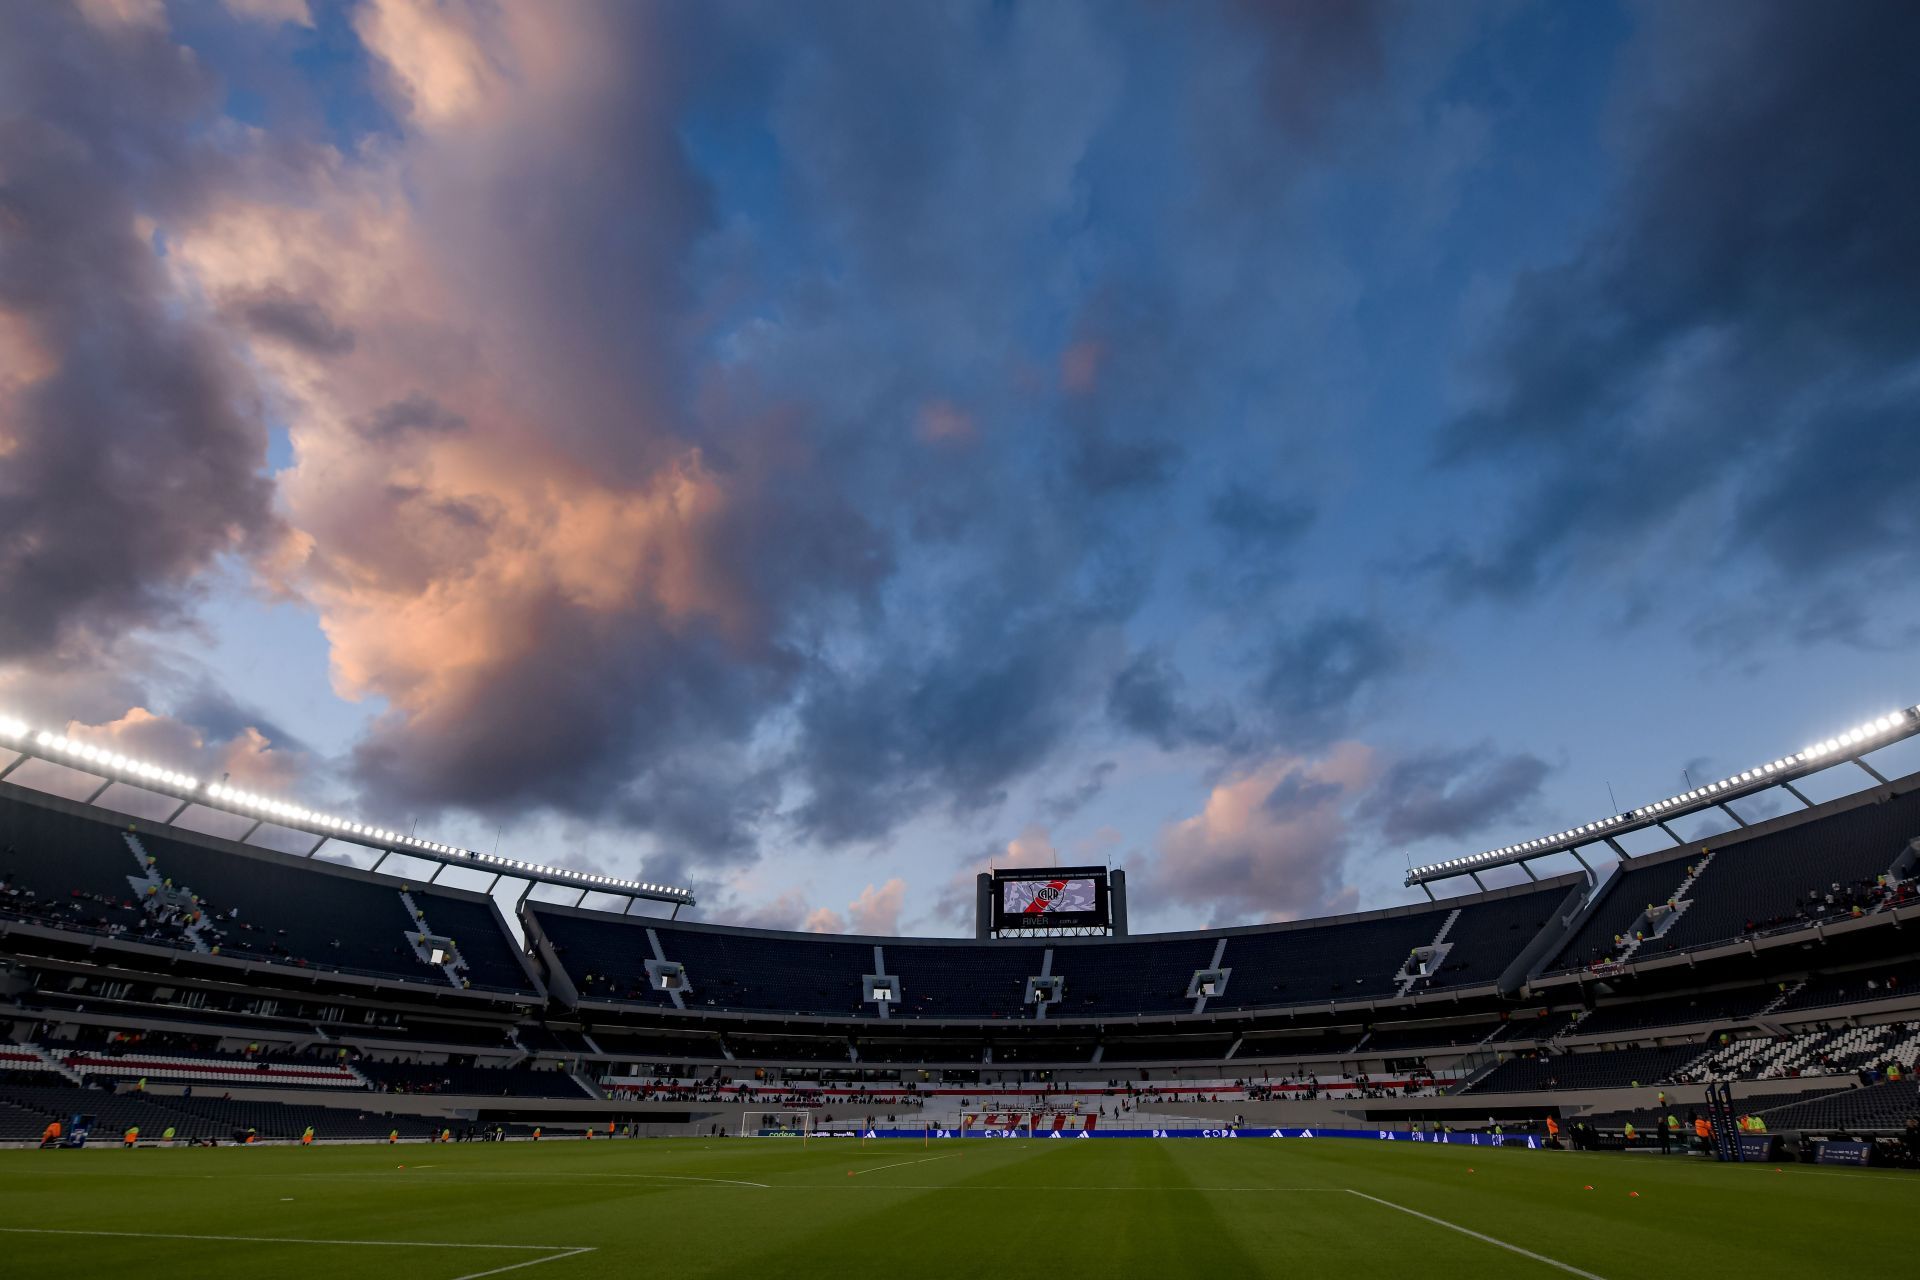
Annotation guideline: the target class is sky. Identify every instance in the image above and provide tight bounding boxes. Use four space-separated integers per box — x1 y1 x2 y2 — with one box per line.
2 0 1916 939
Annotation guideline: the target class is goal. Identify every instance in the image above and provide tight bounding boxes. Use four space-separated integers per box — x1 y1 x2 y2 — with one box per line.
740 1110 814 1139
960 1112 1035 1137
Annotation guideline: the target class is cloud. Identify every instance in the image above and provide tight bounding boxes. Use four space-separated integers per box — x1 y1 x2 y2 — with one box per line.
1152 743 1374 923
1255 614 1402 744
845 877 907 935
0 5 279 661
1106 649 1238 752
1041 760 1118 823
1373 742 1552 845
1436 1 1920 613
62 704 311 795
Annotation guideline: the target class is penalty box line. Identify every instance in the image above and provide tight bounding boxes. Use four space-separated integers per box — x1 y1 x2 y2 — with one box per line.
0 1227 594 1280
1344 1191 1606 1280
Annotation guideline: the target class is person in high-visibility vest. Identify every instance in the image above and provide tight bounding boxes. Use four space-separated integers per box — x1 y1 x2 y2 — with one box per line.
1544 1115 1560 1143
533 1127 542 1141
389 1129 399 1144
245 1128 257 1144
1623 1121 1637 1142
1693 1116 1712 1151
1749 1115 1767 1134
41 1121 62 1148
162 1126 176 1144
1661 1114 1678 1154
440 1128 451 1144
301 1126 314 1146
123 1126 139 1149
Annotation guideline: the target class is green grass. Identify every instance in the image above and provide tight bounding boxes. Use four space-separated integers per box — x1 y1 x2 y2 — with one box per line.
0 1137 1908 1279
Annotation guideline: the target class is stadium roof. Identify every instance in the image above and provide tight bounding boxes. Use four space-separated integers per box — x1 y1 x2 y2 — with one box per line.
1406 704 1920 889
0 713 693 907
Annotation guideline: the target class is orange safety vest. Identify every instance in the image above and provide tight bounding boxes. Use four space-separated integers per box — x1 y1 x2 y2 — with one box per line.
1545 1117 1559 1136
1694 1119 1711 1139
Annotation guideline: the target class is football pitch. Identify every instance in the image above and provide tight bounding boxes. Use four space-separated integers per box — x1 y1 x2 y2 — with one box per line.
0 1137 1907 1280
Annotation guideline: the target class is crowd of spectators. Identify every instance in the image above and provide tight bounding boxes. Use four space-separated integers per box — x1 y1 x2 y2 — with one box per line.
1741 876 1915 936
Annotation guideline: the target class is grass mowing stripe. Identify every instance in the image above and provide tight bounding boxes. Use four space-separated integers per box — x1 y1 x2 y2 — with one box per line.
1345 1190 1607 1280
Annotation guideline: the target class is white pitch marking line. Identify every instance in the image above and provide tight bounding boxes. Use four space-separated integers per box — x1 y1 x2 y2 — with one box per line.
451 1247 596 1280
848 1153 959 1177
0 1226 596 1272
1345 1191 1606 1280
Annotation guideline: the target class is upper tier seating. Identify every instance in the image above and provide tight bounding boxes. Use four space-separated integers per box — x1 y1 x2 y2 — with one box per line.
1551 787 1920 970
1050 938 1216 1015
0 793 534 993
533 883 1574 1021
885 942 1047 1019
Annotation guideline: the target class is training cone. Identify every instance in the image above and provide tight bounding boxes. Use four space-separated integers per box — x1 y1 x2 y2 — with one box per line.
1583 1185 1593 1191
847 1171 855 1177
1629 1191 1640 1198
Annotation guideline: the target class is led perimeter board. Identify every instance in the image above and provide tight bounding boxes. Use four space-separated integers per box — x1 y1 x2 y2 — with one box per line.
987 865 1112 934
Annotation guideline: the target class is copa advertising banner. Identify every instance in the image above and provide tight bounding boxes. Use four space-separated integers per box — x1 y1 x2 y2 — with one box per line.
853 1127 1540 1147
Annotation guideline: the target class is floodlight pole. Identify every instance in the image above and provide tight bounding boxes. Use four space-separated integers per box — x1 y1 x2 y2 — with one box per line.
1418 883 1435 902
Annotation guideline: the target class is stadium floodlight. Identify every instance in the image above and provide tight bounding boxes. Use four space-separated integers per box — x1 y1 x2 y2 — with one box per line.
2 710 698 905
1407 703 1920 887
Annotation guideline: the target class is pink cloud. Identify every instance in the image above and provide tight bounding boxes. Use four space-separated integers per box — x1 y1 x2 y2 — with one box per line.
1060 339 1104 393
915 399 977 447
1151 742 1374 925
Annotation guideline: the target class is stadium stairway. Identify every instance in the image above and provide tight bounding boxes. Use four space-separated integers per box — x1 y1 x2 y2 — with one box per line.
1613 852 1715 962
398 889 467 987
21 1042 84 1085
121 832 213 953
1395 909 1462 998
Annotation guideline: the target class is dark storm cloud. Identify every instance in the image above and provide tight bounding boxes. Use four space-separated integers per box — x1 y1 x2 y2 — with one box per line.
0 5 277 659
226 286 356 356
1437 1 1920 605
1106 648 1239 752
1042 760 1118 823
1228 0 1390 142
791 609 1111 844
1373 742 1552 845
357 393 467 440
1255 614 1403 743
1209 484 1315 553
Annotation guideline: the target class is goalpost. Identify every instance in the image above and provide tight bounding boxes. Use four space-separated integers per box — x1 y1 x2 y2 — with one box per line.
960 1112 1035 1138
740 1110 814 1140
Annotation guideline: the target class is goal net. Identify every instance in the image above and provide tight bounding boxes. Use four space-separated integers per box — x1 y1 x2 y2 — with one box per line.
740 1110 813 1138
960 1112 1035 1137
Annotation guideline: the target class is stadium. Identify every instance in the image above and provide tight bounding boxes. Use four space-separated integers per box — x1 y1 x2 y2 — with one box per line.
7 2 1919 1278
2 703 1916 1278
